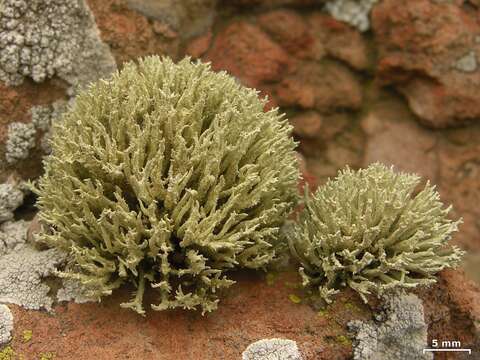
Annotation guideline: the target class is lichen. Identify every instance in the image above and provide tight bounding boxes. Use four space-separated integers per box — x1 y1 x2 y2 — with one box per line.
348 291 432 360
33 56 299 315
0 182 24 224
56 278 97 304
21 330 32 343
287 163 464 304
242 338 303 360
0 305 13 347
454 50 477 73
31 101 68 154
0 220 67 311
5 122 36 165
325 0 378 32
0 0 116 93
0 345 14 360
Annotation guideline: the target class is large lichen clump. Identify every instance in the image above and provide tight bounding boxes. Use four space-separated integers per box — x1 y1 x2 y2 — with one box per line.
287 163 464 303
34 56 299 315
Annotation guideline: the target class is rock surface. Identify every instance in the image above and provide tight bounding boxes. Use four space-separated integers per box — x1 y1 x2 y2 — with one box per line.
372 0 480 127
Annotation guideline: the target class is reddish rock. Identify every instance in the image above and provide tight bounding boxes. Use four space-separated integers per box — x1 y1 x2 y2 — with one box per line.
86 0 181 66
185 31 213 58
319 114 350 141
290 111 323 138
0 80 67 182
257 10 314 59
361 96 439 182
275 62 363 111
437 133 480 252
372 0 480 127
296 151 318 192
204 21 293 89
222 0 323 7
308 13 370 70
418 269 480 360
8 269 370 360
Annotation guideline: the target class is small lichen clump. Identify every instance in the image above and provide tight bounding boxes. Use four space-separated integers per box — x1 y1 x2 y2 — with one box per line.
5 122 36 164
34 56 299 315
0 0 116 92
287 163 464 303
325 0 378 32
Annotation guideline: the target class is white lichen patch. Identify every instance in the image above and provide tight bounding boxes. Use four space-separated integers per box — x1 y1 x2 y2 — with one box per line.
454 50 478 73
348 291 432 360
0 220 67 311
242 339 303 360
0 0 116 93
325 0 378 32
31 100 68 154
0 183 24 224
5 122 36 164
0 305 13 346
0 220 28 255
57 278 98 304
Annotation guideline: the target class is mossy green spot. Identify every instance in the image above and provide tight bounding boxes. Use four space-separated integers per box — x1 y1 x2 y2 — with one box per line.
288 294 301 304
0 346 14 360
22 330 32 343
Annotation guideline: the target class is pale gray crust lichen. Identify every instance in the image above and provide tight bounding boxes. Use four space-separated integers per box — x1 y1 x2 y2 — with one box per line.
0 220 67 311
287 163 464 303
242 338 303 360
4 100 68 165
348 291 432 360
5 122 36 164
0 304 13 346
34 56 300 315
0 0 116 93
0 182 24 223
325 0 378 32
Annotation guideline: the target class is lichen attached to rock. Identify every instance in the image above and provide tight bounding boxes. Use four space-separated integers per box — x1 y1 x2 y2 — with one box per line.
0 305 13 347
0 220 67 311
242 338 303 360
348 291 432 360
0 0 116 92
325 0 378 32
287 163 464 303
33 56 299 315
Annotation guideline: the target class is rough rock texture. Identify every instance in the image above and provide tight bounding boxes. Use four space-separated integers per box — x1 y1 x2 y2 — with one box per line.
0 0 116 93
372 0 480 127
276 62 362 111
361 96 438 182
242 338 303 360
7 270 370 360
205 21 293 90
348 291 432 360
0 305 13 346
124 0 217 39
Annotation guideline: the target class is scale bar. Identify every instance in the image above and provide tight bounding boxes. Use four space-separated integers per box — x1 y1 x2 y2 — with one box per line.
423 349 472 354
